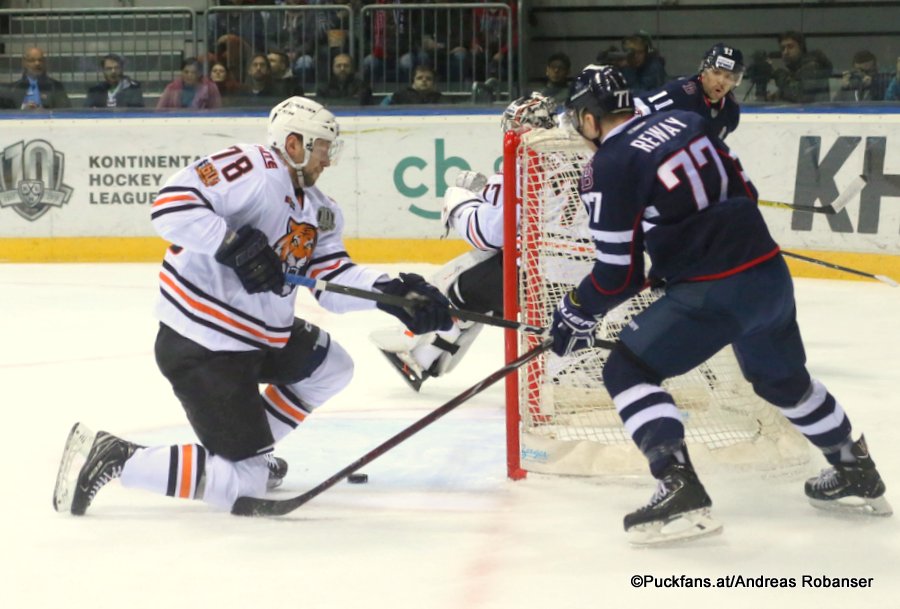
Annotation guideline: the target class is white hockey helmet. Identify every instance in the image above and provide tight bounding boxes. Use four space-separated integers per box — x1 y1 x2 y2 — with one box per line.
501 92 559 133
267 96 341 170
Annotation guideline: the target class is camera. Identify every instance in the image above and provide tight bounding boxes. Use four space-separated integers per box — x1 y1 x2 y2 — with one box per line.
847 70 865 89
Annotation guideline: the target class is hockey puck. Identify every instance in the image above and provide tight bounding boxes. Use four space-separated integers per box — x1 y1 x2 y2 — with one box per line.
348 473 368 484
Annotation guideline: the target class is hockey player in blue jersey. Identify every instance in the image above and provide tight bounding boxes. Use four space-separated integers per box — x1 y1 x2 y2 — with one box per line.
550 65 891 544
635 43 744 140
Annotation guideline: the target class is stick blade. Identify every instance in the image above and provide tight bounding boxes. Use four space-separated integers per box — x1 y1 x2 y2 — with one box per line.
875 274 899 288
829 175 867 212
232 494 307 517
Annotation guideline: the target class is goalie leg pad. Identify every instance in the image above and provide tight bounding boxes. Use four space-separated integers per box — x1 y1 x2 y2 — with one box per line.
427 322 484 376
429 249 497 296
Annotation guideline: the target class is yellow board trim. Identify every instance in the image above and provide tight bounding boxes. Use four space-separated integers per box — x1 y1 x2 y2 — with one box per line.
0 237 897 284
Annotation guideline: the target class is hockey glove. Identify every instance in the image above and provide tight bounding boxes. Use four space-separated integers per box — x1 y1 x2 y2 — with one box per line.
375 273 454 334
549 290 599 357
214 225 284 295
455 170 488 192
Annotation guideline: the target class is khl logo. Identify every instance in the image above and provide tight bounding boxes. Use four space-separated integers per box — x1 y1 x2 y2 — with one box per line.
0 140 73 221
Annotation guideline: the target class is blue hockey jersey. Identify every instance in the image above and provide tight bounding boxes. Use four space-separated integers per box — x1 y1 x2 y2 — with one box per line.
635 74 740 140
574 109 779 317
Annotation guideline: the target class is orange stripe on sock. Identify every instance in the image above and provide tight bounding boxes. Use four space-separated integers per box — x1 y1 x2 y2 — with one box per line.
264 385 307 423
179 444 193 499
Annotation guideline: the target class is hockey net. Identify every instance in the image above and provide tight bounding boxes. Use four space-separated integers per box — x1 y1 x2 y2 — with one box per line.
502 127 810 479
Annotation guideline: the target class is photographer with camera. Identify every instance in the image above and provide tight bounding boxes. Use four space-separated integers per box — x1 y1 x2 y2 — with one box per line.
835 50 889 102
771 31 832 103
596 31 667 94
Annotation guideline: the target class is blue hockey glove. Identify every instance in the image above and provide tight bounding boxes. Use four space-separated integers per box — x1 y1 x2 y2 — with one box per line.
375 273 454 334
214 226 284 295
549 290 599 357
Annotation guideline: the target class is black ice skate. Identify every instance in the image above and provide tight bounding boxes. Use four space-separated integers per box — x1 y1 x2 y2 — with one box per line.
70 430 140 516
624 463 723 545
378 348 430 392
805 435 892 516
266 453 289 490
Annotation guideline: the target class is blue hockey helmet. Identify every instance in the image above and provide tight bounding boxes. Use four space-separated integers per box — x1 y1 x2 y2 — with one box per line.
565 64 633 133
700 43 745 77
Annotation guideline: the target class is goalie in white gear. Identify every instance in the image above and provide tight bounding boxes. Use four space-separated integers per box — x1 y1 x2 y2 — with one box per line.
370 92 559 391
53 97 452 516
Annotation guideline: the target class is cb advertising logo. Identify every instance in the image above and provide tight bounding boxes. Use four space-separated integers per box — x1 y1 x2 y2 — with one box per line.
0 139 73 221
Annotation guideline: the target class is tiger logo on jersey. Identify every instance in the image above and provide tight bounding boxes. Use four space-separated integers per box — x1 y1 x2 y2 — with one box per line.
275 218 318 278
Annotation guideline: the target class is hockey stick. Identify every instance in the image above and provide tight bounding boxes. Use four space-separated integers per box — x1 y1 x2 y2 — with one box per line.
782 250 898 287
285 273 608 341
231 338 556 517
758 175 867 215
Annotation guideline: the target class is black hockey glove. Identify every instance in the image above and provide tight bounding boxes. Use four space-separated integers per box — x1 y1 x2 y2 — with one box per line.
549 290 599 357
375 273 454 334
214 225 284 295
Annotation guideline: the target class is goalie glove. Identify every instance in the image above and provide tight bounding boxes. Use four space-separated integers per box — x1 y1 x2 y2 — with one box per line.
549 290 600 357
454 170 488 192
374 273 454 334
214 225 284 295
440 186 482 237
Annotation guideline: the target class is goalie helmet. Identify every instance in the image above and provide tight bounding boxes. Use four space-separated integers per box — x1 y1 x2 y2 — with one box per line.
700 43 745 83
267 96 341 170
565 64 633 132
501 92 558 133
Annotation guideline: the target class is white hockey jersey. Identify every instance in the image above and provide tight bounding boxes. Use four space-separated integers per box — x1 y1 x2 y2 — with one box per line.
451 173 507 250
151 143 386 352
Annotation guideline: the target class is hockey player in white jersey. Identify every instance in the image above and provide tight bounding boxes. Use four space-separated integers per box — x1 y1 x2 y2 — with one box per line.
53 96 452 515
370 92 558 391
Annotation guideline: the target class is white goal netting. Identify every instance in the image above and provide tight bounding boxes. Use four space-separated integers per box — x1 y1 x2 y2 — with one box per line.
506 127 810 478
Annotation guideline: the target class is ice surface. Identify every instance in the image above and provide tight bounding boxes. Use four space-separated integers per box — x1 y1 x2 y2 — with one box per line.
2 263 898 609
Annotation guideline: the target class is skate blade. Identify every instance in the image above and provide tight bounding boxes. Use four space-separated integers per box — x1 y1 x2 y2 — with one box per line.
52 423 96 513
378 349 426 392
808 495 893 517
627 508 724 546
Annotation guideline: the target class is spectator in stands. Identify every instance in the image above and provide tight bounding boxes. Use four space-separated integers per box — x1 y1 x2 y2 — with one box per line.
156 58 222 109
361 0 415 84
209 61 246 104
400 0 471 86
85 53 144 109
316 52 374 106
7 46 70 109
885 57 900 101
207 0 266 62
216 33 255 84
771 31 832 103
469 1 518 82
389 64 443 105
834 50 890 102
609 31 667 94
539 52 571 104
267 50 305 97
241 53 282 104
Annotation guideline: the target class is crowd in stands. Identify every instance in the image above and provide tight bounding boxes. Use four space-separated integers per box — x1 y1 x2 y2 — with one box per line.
1 0 899 111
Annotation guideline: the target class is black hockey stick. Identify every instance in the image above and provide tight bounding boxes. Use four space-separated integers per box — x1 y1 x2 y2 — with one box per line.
231 338 556 517
759 175 866 215
286 273 570 338
782 250 898 287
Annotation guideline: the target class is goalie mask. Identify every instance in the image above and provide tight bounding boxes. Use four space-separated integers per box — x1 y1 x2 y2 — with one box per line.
699 43 745 86
501 92 559 133
565 64 633 134
268 96 342 171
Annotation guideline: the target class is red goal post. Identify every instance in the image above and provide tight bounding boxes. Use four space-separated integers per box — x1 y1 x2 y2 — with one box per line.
502 127 810 481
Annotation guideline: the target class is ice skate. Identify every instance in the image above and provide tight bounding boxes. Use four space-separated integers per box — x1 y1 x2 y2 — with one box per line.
377 348 430 392
266 453 288 490
805 435 892 516
624 463 723 545
53 422 97 513
69 430 140 516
